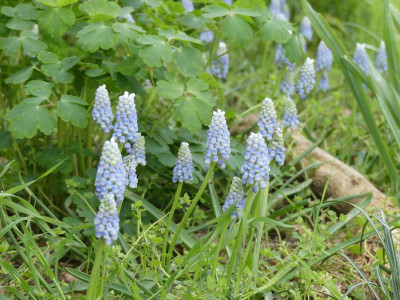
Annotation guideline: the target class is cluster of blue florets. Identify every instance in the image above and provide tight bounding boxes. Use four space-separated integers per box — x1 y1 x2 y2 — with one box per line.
181 0 194 12
318 71 330 92
172 142 194 183
95 139 127 207
94 193 120 245
270 0 290 20
376 41 387 74
280 70 295 96
258 98 278 141
92 85 114 133
274 44 295 71
200 30 214 43
316 41 333 72
296 58 316 99
353 43 369 75
222 177 246 218
211 42 229 79
123 155 138 189
205 109 231 169
282 97 299 129
300 17 313 42
113 91 139 148
128 133 146 166
268 127 286 166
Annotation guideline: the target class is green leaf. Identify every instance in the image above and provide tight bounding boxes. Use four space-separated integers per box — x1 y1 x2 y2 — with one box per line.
77 22 117 52
80 0 121 21
1 6 16 17
261 19 292 43
137 35 173 67
38 8 75 37
115 6 134 18
231 8 261 17
41 56 79 83
15 3 39 20
0 37 21 57
57 95 89 128
5 66 34 84
37 0 57 7
20 31 47 55
155 80 184 99
221 15 253 45
6 98 57 138
283 34 302 63
112 22 144 43
158 29 201 44
6 17 34 31
25 80 53 99
173 47 203 77
57 0 78 7
201 6 230 18
38 51 59 64
173 78 216 132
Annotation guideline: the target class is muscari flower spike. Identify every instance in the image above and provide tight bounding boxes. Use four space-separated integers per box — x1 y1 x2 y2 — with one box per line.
376 41 387 74
318 71 330 92
128 133 146 166
258 97 278 141
94 193 120 245
92 85 114 133
316 41 333 72
279 70 295 96
123 155 138 189
268 127 286 166
241 133 271 192
200 30 214 43
274 44 295 71
301 16 313 41
282 97 299 129
211 42 229 79
296 57 316 99
353 43 369 75
269 0 282 17
112 91 139 149
181 0 194 12
205 109 231 169
95 138 126 207
222 177 246 218
223 0 233 5
172 142 194 183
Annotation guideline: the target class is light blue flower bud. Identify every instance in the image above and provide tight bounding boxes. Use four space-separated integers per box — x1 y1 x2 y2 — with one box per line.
92 85 114 133
200 30 214 43
258 97 278 141
205 109 231 169
181 0 194 12
222 177 246 218
316 41 333 72
376 41 387 74
223 0 233 5
282 97 299 129
301 16 313 41
269 0 281 17
127 133 146 166
296 57 316 99
268 127 285 166
274 44 295 71
353 43 369 75
210 42 229 79
279 70 295 96
241 133 271 192
112 91 138 149
94 193 120 245
123 155 138 189
173 142 194 183
318 71 330 92
95 139 126 207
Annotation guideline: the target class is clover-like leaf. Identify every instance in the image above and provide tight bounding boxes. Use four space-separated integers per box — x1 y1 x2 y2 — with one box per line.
201 6 230 18
20 31 47 55
25 80 54 99
260 19 293 43
77 22 117 52
173 47 203 77
221 15 253 45
155 79 184 100
41 55 79 83
158 29 201 44
112 22 144 43
6 17 34 31
6 97 57 138
283 34 302 63
15 3 39 20
137 35 173 67
5 66 34 84
57 95 89 128
38 7 75 37
80 0 120 21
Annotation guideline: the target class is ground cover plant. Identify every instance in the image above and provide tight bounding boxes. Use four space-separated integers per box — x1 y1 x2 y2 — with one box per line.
0 0 399 299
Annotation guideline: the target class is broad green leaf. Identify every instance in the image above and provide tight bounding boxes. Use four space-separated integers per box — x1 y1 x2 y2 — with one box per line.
261 19 292 43
77 22 117 52
37 0 57 7
41 56 79 83
38 51 59 64
137 36 173 67
0 37 21 57
201 6 229 18
80 0 120 21
115 6 134 18
221 15 253 45
283 34 302 63
155 80 184 99
57 95 89 128
112 22 144 43
15 4 38 20
158 29 201 44
5 66 34 84
231 8 261 17
57 0 78 7
115 57 139 76
25 80 53 99
85 68 104 77
6 17 34 31
173 47 203 77
178 14 207 29
1 6 15 17
236 0 265 9
38 8 75 37
20 31 47 55
6 98 57 138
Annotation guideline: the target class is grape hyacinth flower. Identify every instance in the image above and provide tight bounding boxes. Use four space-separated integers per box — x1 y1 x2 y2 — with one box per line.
316 41 333 72
95 139 126 206
274 44 295 71
123 155 138 189
376 41 387 74
268 127 286 166
211 42 229 79
269 0 282 17
282 97 299 129
223 0 233 5
205 110 231 169
200 30 214 43
300 16 313 41
279 70 295 96
181 0 194 12
318 71 330 92
258 97 278 141
172 142 194 183
92 85 114 133
353 43 369 75
241 133 271 192
128 133 146 166
94 193 120 245
296 58 316 99
222 177 246 218
112 91 139 149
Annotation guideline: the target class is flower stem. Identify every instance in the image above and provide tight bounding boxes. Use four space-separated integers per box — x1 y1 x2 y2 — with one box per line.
86 239 105 300
166 162 216 269
211 218 229 279
162 181 183 267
